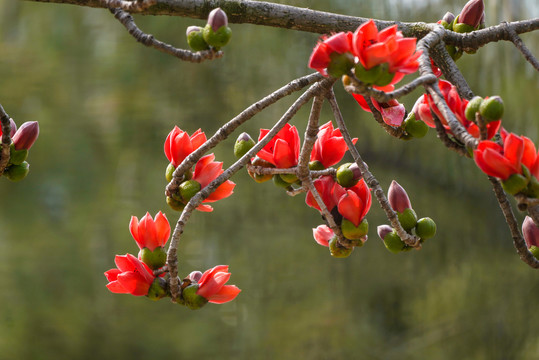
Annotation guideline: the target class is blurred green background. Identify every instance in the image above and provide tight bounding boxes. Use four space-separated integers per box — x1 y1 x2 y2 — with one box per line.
0 0 538 359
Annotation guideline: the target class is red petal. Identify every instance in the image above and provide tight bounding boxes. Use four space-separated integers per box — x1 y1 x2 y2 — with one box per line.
273 138 296 168
320 137 347 167
338 190 363 227
308 42 331 70
190 129 207 150
503 133 524 171
138 212 158 251
154 212 170 248
129 216 141 248
363 42 391 69
313 225 333 247
208 285 241 304
205 180 235 202
351 94 371 112
104 269 121 282
380 103 406 126
521 136 537 170
106 280 128 294
324 32 351 54
377 25 398 42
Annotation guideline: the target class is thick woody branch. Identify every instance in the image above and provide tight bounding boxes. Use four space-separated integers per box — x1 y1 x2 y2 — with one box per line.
430 42 473 100
166 78 331 300
166 72 322 196
102 0 156 11
327 90 420 248
0 104 12 175
109 8 223 62
488 177 539 269
503 22 539 71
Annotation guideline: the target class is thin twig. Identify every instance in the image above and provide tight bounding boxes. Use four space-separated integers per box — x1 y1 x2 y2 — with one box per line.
327 89 421 248
503 22 539 71
166 72 323 196
109 8 223 63
0 104 12 175
488 176 539 269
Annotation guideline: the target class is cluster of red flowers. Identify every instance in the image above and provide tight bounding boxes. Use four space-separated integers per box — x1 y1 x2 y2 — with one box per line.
104 211 240 308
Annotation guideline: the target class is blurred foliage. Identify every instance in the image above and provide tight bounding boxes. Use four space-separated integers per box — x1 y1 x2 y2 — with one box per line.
0 0 538 359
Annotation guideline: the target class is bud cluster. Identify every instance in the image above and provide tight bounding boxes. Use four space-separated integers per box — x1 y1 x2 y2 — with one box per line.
1 119 39 182
377 181 437 253
186 8 232 52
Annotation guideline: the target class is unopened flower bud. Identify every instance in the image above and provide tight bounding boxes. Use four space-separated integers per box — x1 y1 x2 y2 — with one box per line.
377 224 393 241
479 96 504 122
203 8 232 48
146 277 168 301
388 180 411 213
273 174 293 190
12 121 39 151
139 247 167 270
234 132 255 158
381 229 406 254
179 179 201 202
186 26 210 52
398 208 418 231
458 0 485 29
522 216 539 248
166 195 185 212
4 161 29 181
165 163 175 182
440 12 455 29
465 96 484 122
328 237 354 258
415 217 437 240
187 270 203 283
336 163 362 188
308 160 325 171
248 156 273 183
207 8 228 32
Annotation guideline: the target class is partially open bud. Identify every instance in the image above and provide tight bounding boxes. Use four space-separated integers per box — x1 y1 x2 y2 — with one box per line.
234 132 255 159
388 180 411 213
458 0 485 29
140 247 167 270
146 277 169 301
4 161 29 181
179 179 201 202
341 218 368 240
328 237 353 258
465 96 484 122
181 284 208 310
336 163 362 188
186 26 210 51
12 121 39 151
479 96 504 122
415 217 437 240
313 225 334 247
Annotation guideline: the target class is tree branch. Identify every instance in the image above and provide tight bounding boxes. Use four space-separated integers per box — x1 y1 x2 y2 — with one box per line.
0 104 12 175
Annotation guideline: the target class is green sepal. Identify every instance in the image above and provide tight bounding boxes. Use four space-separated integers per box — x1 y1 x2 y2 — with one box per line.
140 247 167 270
187 28 210 52
397 208 418 231
8 143 28 166
202 23 232 49
479 96 504 122
308 160 325 171
146 277 169 301
341 218 368 240
328 237 354 258
166 196 185 212
403 112 429 138
373 64 395 87
465 96 484 122
165 163 175 182
529 245 539 260
383 230 406 254
453 22 475 33
4 161 29 182
336 163 358 188
501 173 529 195
273 174 293 190
179 180 201 202
181 284 209 310
279 173 298 184
354 63 383 85
326 52 354 78
415 217 437 240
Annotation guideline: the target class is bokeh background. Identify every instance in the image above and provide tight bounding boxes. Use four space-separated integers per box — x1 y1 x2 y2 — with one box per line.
0 0 538 359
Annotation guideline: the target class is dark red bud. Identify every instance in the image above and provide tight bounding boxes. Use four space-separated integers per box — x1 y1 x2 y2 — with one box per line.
388 180 412 213
12 121 39 150
458 0 485 28
522 216 539 249
207 8 228 32
442 11 455 25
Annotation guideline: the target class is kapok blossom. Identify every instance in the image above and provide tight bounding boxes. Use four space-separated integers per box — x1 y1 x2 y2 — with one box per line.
310 121 357 168
413 80 501 140
352 86 406 127
312 224 334 247
164 126 207 168
196 265 241 304
129 211 170 251
257 123 300 168
308 32 353 76
104 254 155 296
474 133 539 181
191 154 236 212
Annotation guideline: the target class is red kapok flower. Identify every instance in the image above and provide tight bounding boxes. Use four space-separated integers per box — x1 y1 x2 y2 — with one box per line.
336 178 372 227
129 211 170 251
310 121 357 168
257 123 300 168
164 126 207 168
308 32 353 76
191 154 236 212
352 20 421 85
196 265 241 304
352 85 406 127
312 225 334 247
104 254 155 296
305 175 341 212
473 133 534 180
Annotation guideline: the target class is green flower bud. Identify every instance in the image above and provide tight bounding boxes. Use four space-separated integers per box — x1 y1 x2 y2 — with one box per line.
403 112 429 138
181 284 209 310
165 163 175 182
397 208 418 231
383 230 406 254
234 132 255 159
479 96 504 122
273 174 293 190
501 173 529 195
279 173 298 184
166 195 185 212
465 96 484 122
140 247 167 270
186 26 210 52
179 180 201 202
341 218 368 240
146 277 169 301
248 156 273 183
4 161 29 182
202 23 232 49
354 63 384 85
336 163 361 188
308 160 325 171
530 245 539 260
328 237 354 258
415 217 437 240
8 143 28 166
327 52 355 78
